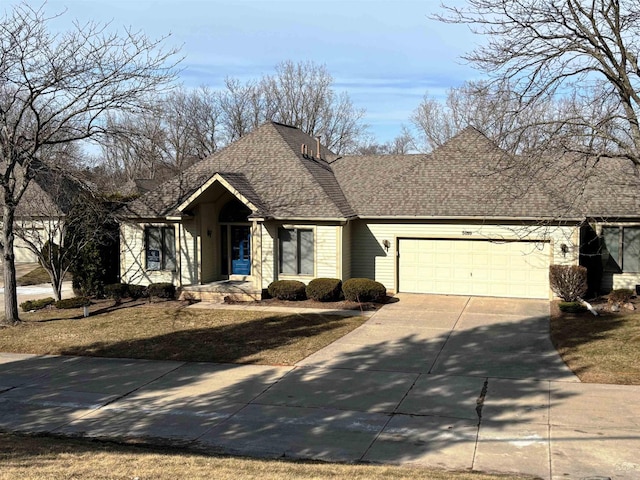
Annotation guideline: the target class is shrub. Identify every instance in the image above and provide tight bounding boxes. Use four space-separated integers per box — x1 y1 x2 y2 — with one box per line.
20 297 55 312
68 207 120 298
549 265 588 302
147 282 176 300
558 301 588 313
55 297 91 309
104 283 148 301
267 280 307 300
342 278 386 302
104 283 128 301
608 288 634 305
306 278 342 302
127 284 148 299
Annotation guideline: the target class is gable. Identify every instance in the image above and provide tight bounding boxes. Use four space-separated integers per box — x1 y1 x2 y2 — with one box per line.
128 122 355 220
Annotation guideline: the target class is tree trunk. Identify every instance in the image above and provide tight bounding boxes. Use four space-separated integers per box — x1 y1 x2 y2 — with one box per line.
52 276 62 302
2 204 20 325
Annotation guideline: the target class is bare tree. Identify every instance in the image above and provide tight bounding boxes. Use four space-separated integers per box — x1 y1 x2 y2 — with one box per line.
218 77 264 144
14 167 115 301
356 126 416 154
102 86 222 185
0 3 179 324
436 0 640 164
261 61 367 153
98 61 369 190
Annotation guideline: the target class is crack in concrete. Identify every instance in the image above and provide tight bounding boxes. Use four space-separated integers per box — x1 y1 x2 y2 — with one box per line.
475 378 488 423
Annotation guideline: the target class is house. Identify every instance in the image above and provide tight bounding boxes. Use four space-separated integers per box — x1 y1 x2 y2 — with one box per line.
6 162 86 264
120 121 640 301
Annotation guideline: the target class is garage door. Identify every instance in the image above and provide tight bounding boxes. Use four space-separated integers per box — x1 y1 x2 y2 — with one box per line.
398 239 550 299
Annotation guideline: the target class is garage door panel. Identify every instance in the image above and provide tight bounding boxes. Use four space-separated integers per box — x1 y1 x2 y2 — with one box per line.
398 239 550 299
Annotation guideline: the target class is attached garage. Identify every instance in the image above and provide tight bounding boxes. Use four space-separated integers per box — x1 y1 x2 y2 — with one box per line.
398 238 551 299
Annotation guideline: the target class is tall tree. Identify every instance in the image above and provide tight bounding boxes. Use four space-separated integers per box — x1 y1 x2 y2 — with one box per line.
102 87 221 184
261 61 367 154
436 0 640 163
411 80 554 152
0 3 179 324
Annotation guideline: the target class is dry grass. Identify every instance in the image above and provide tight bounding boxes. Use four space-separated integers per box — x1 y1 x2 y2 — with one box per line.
0 433 533 480
550 304 640 384
0 300 366 365
15 265 71 286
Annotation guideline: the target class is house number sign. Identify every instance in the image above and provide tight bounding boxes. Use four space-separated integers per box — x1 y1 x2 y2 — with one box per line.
462 231 473 236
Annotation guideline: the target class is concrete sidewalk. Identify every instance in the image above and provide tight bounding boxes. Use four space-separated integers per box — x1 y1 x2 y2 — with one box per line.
0 294 639 479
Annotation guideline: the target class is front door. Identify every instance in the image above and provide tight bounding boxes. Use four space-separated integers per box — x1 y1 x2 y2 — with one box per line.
231 225 251 275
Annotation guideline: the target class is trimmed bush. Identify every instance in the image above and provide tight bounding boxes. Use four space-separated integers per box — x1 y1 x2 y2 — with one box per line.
127 284 148 299
558 301 588 313
20 297 55 312
549 265 588 302
267 280 307 300
342 278 386 302
147 282 176 300
104 283 128 301
306 278 342 302
104 283 148 300
55 297 91 309
608 288 634 305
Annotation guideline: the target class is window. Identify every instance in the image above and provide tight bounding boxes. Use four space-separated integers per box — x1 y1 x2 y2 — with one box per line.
601 226 640 273
279 228 314 275
145 226 176 271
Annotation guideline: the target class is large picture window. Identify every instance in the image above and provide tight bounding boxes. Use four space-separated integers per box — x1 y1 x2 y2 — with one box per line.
145 226 176 271
279 228 314 275
602 226 640 273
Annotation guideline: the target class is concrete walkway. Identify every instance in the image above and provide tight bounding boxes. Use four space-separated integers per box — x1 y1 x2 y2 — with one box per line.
0 294 639 479
0 263 74 310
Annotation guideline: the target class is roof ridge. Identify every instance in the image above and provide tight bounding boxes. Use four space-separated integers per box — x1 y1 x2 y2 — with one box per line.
270 123 355 218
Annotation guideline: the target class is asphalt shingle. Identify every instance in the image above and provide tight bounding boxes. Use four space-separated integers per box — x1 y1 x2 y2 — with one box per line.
128 123 640 222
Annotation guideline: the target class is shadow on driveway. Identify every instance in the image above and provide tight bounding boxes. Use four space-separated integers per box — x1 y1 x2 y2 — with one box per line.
0 294 638 478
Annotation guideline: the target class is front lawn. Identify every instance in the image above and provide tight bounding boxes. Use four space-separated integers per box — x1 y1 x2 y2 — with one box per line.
0 300 366 365
550 305 640 384
0 433 534 480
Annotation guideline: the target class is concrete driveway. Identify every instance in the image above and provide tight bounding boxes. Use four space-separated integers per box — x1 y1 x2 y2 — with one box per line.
0 294 639 479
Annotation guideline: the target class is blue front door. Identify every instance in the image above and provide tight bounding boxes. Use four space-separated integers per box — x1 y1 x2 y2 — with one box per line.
231 226 251 275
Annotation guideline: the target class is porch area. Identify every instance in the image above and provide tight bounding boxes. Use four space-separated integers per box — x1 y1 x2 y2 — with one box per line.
179 280 262 304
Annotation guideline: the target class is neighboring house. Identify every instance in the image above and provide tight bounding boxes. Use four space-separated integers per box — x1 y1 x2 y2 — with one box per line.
121 121 640 300
3 162 85 264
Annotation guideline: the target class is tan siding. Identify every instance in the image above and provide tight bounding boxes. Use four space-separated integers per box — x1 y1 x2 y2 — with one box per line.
199 203 217 283
9 220 62 263
180 219 199 285
351 220 578 293
261 223 277 289
341 222 352 280
120 222 176 286
611 273 640 291
316 225 339 279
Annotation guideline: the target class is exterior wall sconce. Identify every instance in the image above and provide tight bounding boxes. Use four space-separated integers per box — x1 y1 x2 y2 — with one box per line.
382 239 391 252
207 229 212 238
560 243 569 257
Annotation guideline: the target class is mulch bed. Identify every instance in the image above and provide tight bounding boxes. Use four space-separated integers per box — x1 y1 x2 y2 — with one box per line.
226 295 397 311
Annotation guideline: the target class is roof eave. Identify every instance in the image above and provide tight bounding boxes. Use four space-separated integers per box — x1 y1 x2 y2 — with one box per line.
356 215 584 223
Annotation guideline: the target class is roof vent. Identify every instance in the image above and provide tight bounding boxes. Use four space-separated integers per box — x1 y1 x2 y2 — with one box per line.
301 144 309 158
315 136 322 160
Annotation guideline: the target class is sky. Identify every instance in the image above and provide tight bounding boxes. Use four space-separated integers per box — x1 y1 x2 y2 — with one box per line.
33 0 482 144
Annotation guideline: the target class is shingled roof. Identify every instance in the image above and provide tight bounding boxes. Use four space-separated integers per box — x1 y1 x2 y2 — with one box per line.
332 127 567 219
127 122 355 219
127 122 640 222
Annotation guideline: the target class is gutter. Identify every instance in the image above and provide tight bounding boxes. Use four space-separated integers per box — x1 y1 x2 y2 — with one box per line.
356 215 584 223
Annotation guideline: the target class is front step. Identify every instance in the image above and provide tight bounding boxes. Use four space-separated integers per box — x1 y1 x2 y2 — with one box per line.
178 281 262 304
179 290 261 304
